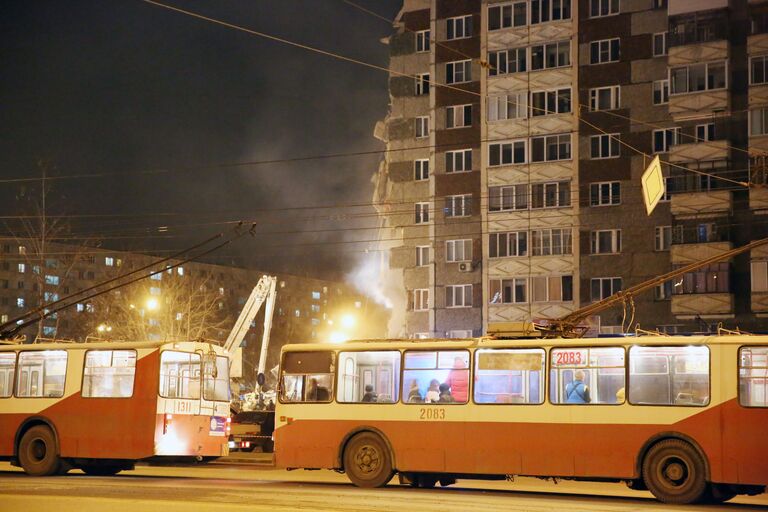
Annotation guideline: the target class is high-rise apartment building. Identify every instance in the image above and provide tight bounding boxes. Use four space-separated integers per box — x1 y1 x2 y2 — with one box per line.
374 0 768 337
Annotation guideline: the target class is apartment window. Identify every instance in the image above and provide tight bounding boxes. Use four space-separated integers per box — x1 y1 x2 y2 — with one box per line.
488 92 527 121
446 60 472 84
489 140 526 166
415 202 429 224
531 228 572 256
750 107 768 136
149 286 161 296
590 38 620 64
414 159 429 181
591 229 622 254
105 257 114 267
445 149 472 172
531 134 571 162
670 61 727 94
446 284 472 308
653 127 681 153
489 231 527 258
655 226 672 251
445 194 472 217
590 0 619 18
530 41 570 71
415 116 429 138
44 275 59 285
674 263 729 294
531 0 571 24
416 246 430 267
489 48 527 76
531 181 571 209
531 276 573 302
447 15 472 40
655 281 673 300
653 0 667 8
489 278 527 304
590 182 621 206
18 263 25 273
751 55 768 84
488 1 527 30
653 32 667 56
446 104 472 128
150 272 162 281
413 289 429 311
416 30 430 53
591 277 622 301
415 73 430 95
446 239 472 262
649 85 669 112
17 297 24 308
696 123 714 142
489 185 529 212
18 246 26 255
590 134 620 159
589 86 620 111
531 88 571 116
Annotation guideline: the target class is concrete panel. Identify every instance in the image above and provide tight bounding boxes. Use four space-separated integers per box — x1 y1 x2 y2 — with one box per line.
669 90 729 118
670 190 732 217
671 293 733 317
748 33 768 56
670 241 733 265
668 40 728 66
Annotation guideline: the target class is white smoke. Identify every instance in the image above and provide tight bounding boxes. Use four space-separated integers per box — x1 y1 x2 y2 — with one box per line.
347 250 406 338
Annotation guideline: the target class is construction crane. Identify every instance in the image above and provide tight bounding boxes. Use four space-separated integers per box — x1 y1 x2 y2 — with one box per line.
222 274 277 387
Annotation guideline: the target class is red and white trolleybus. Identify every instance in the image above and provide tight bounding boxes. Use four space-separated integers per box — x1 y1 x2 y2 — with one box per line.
0 339 231 475
274 331 768 504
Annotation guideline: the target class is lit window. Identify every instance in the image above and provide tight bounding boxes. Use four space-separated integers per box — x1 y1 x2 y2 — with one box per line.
83 350 136 398
105 257 114 267
18 263 25 273
312 291 321 300
16 298 24 308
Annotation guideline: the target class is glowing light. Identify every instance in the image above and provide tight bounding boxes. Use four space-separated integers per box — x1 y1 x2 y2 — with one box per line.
329 331 349 344
96 323 112 333
146 298 159 311
340 314 356 329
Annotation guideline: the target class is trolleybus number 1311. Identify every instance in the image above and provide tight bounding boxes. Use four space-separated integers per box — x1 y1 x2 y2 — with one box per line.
420 408 446 420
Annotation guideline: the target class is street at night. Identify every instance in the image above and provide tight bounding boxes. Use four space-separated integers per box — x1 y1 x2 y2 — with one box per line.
1 458 767 512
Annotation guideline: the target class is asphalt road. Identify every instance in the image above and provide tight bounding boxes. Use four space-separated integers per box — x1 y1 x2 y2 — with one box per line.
1 459 767 512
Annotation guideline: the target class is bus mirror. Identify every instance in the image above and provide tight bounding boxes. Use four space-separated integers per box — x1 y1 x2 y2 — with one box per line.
257 373 266 386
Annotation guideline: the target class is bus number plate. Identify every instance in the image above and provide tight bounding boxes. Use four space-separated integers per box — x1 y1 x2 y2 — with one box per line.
419 408 445 420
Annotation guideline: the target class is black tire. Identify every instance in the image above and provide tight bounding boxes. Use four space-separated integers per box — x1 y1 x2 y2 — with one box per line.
342 432 393 488
642 439 707 504
81 465 122 476
261 439 274 453
18 425 61 476
700 484 737 504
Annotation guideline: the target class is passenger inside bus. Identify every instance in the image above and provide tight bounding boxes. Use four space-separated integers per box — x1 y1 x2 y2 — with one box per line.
407 380 423 402
305 378 330 401
361 385 377 402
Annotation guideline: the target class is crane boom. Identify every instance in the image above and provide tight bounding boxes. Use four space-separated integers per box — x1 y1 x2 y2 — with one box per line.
223 275 277 378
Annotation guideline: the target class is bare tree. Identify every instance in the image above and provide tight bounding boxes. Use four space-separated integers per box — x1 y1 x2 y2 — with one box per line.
87 271 232 343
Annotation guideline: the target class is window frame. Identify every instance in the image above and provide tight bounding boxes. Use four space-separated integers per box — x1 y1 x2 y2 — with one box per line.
446 284 473 308
413 288 430 311
445 149 472 173
589 38 620 65
414 159 429 181
530 87 572 117
488 139 527 167
590 229 622 255
416 246 430 267
446 14 473 41
548 345 627 405
415 73 430 96
590 277 622 301
488 92 528 122
530 41 571 71
401 349 471 405
415 202 430 224
590 134 620 159
488 1 529 31
415 116 429 138
628 344 711 407
653 79 669 105
652 32 667 57
589 0 619 18
446 59 472 85
335 350 403 405
81 349 137 399
738 345 768 408
750 55 768 85
590 181 621 206
473 347 546 406
444 194 473 218
158 350 202 400
589 85 620 111
446 104 473 129
0 352 17 399
669 60 728 95
446 239 473 262
415 30 430 53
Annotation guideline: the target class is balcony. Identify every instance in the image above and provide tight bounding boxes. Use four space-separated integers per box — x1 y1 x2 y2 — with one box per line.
671 190 732 217
671 241 732 265
752 291 768 313
671 293 733 317
669 140 728 163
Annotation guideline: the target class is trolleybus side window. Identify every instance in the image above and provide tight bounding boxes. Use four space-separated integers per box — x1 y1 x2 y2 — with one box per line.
549 347 625 404
83 350 136 398
739 346 768 407
403 350 469 404
629 345 709 406
16 350 68 398
474 348 545 404
159 351 201 399
280 351 334 403
0 352 16 398
337 351 400 403
203 355 230 402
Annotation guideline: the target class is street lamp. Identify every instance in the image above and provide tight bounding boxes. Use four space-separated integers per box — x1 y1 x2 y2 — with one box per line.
340 313 356 330
146 298 159 311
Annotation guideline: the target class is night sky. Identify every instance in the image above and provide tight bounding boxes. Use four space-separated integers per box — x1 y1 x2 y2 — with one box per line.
1 0 402 280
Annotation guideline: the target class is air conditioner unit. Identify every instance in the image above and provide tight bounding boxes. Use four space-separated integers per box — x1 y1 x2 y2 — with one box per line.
458 262 473 272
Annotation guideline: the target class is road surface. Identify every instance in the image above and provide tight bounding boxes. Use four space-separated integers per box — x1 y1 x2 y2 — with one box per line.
1 459 766 511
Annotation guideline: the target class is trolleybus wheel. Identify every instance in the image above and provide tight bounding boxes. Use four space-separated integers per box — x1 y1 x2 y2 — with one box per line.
18 425 61 476
343 432 393 488
81 465 122 476
642 439 707 504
